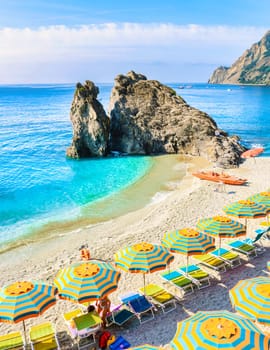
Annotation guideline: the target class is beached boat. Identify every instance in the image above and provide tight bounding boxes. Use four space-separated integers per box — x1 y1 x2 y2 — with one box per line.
192 171 247 185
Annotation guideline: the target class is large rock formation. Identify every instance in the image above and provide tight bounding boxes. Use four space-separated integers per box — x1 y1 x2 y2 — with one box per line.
209 30 270 85
108 71 245 168
66 81 110 158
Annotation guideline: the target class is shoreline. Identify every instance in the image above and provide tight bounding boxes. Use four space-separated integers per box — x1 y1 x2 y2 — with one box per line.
0 154 190 254
0 156 269 347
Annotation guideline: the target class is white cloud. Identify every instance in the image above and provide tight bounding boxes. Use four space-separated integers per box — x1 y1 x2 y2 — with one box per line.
0 23 267 82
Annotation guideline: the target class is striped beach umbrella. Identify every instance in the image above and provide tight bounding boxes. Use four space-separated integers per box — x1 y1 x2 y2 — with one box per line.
114 242 174 288
171 310 270 350
197 216 246 248
54 260 121 303
0 281 57 344
230 276 270 324
248 191 270 210
248 192 270 225
223 199 269 233
267 261 270 271
131 345 161 350
162 228 215 270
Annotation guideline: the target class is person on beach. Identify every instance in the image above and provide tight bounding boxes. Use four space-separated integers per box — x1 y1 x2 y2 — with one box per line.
80 245 91 261
96 295 111 327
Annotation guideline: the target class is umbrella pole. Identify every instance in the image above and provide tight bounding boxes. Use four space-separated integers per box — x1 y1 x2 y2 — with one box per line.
186 256 189 273
219 237 221 251
143 273 146 294
22 320 27 348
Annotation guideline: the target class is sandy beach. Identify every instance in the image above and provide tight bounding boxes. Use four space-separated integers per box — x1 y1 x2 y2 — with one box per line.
0 156 269 348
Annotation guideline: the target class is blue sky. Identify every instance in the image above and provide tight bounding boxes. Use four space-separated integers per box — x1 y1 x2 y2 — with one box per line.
0 0 269 83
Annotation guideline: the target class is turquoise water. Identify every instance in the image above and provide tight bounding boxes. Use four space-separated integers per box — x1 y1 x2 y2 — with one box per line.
0 84 151 247
0 83 269 248
170 84 270 155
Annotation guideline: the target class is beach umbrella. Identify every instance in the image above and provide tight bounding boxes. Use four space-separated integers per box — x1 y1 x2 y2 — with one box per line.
54 260 121 303
248 191 270 224
196 215 246 248
223 199 269 234
0 281 57 345
114 242 174 288
162 228 215 272
248 191 270 209
229 276 270 324
131 345 161 350
171 310 270 350
267 261 270 272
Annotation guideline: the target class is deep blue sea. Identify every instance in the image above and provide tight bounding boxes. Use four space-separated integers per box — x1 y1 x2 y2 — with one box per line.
0 83 269 248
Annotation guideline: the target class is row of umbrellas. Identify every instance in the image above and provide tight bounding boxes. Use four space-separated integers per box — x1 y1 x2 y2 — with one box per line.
0 190 269 347
1 266 269 349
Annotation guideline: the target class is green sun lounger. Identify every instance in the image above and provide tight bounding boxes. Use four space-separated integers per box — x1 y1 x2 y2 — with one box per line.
138 283 178 313
0 332 25 350
160 270 194 295
30 322 60 350
193 254 227 273
227 240 257 259
210 248 241 269
178 265 211 289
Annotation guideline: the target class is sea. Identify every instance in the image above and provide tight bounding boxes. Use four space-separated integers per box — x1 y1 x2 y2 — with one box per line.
0 83 269 250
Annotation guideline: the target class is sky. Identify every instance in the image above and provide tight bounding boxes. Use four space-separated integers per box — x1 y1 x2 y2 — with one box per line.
0 0 269 83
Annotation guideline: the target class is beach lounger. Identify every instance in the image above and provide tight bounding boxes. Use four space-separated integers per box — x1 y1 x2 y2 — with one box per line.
128 295 155 324
160 270 194 295
227 240 257 259
0 331 25 350
193 254 227 274
178 265 211 289
138 283 177 313
63 308 83 339
106 304 135 326
210 248 242 269
242 227 270 253
29 322 60 350
72 312 102 349
120 293 155 324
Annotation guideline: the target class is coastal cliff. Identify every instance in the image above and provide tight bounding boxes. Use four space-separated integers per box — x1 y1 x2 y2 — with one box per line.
209 30 270 85
66 81 110 158
67 72 245 168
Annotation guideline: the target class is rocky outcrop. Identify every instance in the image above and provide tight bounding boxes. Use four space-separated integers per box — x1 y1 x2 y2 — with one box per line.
66 81 110 158
108 71 245 168
209 30 270 85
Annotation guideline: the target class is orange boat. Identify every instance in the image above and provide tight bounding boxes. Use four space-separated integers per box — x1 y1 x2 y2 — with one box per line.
241 147 264 159
192 171 247 185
